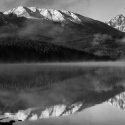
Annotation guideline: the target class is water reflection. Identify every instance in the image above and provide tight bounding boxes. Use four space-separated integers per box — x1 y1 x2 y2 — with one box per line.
108 92 125 110
0 64 125 124
14 92 125 125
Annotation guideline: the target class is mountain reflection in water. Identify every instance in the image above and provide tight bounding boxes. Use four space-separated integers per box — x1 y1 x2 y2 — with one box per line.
0 63 125 125
108 92 125 110
14 92 125 125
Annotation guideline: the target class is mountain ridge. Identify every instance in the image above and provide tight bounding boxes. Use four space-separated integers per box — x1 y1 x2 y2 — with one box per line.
0 6 124 62
3 6 83 24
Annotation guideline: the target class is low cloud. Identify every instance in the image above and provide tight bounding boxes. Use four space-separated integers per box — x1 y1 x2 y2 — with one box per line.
18 19 64 39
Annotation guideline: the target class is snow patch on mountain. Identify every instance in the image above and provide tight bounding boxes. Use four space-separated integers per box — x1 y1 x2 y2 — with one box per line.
40 9 65 21
60 10 82 23
4 6 30 17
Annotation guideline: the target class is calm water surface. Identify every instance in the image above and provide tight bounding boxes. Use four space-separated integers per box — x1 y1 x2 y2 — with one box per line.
0 63 124 125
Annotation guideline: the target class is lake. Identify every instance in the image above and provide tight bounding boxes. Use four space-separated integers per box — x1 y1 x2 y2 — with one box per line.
0 63 125 125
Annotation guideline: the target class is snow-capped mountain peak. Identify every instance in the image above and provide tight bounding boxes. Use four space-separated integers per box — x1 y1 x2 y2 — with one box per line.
106 14 125 32
3 6 82 24
28 7 38 12
113 14 125 19
4 6 27 15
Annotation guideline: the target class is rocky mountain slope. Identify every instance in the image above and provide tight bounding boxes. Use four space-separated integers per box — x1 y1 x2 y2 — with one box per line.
106 14 125 32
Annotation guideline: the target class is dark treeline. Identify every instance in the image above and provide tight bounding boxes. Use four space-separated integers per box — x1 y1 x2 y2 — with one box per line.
0 37 113 63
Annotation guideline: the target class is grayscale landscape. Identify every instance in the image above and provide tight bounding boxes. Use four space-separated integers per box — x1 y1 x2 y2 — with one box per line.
0 0 125 125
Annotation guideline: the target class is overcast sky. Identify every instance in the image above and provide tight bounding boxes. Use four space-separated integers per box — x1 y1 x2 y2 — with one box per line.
1 0 125 22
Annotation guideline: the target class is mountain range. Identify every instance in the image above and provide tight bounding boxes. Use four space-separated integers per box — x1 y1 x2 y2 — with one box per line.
0 6 124 62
